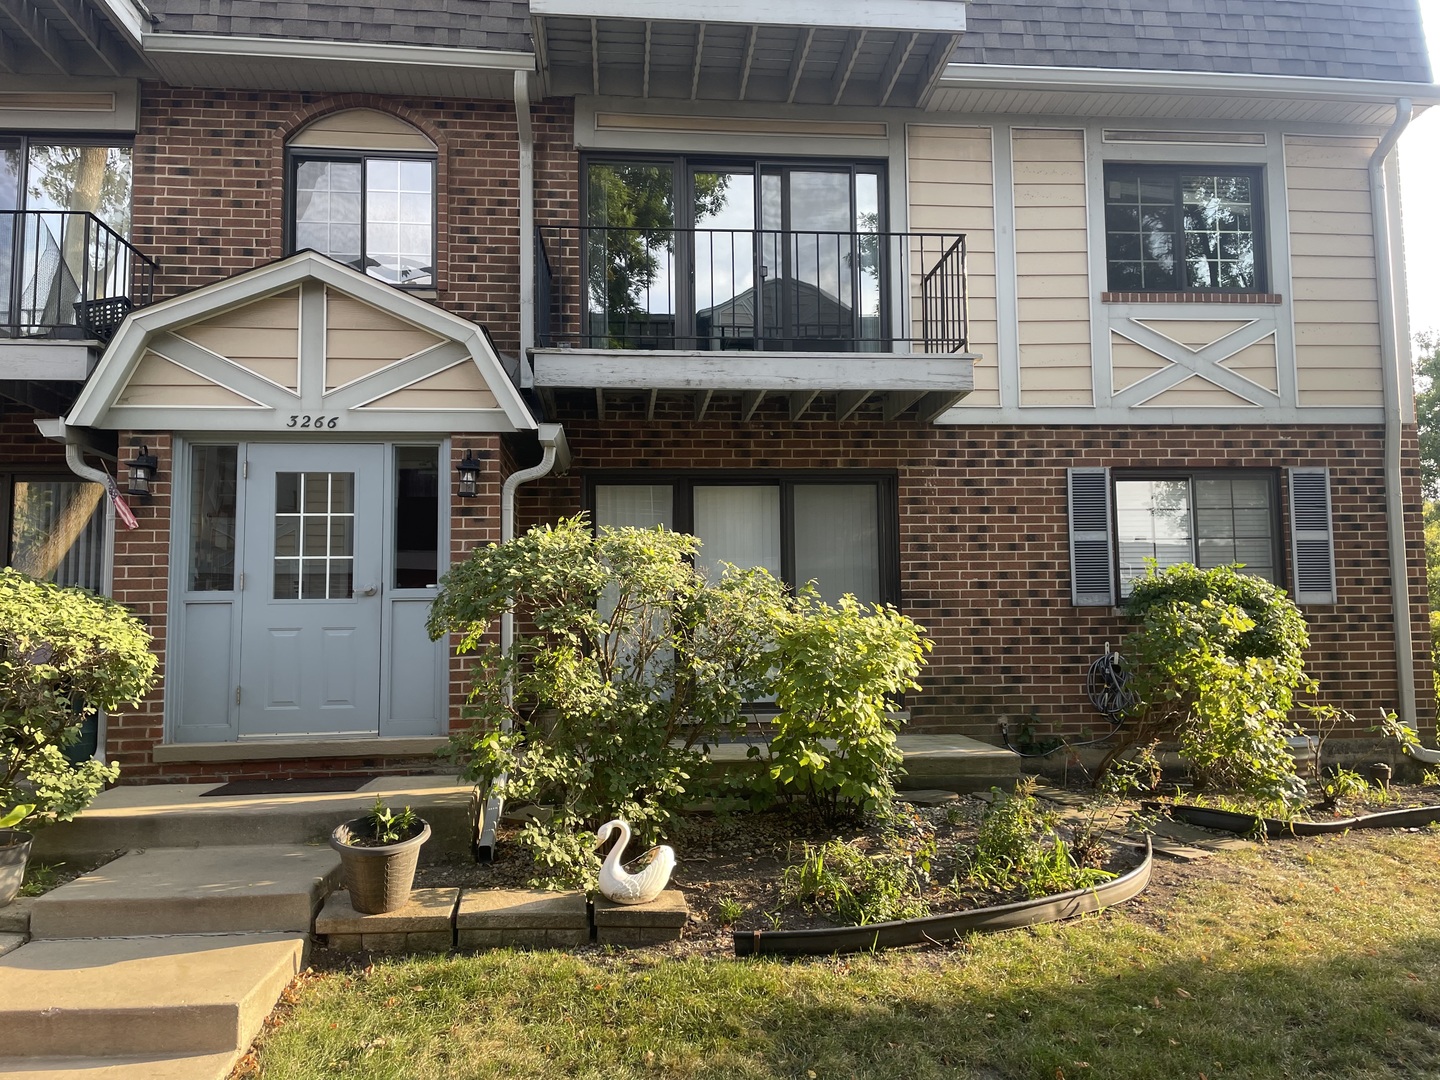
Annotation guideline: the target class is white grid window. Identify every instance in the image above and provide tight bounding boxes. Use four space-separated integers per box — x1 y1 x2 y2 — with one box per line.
273 471 355 600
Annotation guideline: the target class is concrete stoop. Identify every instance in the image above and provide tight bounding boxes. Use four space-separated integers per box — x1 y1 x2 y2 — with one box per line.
27 846 341 939
0 1050 239 1079
0 933 307 1059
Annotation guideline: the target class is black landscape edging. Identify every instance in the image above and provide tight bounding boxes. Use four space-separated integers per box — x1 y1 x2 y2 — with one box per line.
731 839 1152 957
1153 801 1440 838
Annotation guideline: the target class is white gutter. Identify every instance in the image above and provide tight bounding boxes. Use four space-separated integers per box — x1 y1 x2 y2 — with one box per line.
476 422 570 861
139 33 536 72
938 63 1440 105
515 70 536 363
1368 99 1416 733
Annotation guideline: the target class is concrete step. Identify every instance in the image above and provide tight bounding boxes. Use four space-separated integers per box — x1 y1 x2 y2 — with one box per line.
30 775 474 862
27 846 340 940
0 933 306 1058
0 1051 237 1079
702 733 1021 794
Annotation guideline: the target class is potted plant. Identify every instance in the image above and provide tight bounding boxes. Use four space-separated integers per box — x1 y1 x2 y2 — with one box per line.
329 796 431 914
0 570 159 907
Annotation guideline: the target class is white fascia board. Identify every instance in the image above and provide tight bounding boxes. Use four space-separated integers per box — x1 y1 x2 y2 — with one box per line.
531 0 963 34
93 0 148 48
140 33 536 73
939 63 1440 106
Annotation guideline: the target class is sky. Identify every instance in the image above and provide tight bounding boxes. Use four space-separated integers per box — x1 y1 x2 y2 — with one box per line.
1401 0 1440 348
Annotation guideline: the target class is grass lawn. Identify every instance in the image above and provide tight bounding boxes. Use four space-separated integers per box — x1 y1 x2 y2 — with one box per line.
244 830 1440 1080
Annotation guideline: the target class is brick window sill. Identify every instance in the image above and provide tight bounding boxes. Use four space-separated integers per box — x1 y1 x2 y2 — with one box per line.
1102 291 1283 305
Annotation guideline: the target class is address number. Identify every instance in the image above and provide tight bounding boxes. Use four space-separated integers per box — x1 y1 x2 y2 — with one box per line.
287 415 339 429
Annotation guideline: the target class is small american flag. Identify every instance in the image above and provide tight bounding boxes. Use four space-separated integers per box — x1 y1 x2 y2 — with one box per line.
104 474 139 531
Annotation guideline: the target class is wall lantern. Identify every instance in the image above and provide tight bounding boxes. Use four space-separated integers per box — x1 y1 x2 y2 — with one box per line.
125 444 159 497
456 448 482 498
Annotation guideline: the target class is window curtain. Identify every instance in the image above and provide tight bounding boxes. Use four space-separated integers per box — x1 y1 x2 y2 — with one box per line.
693 485 781 583
793 484 880 604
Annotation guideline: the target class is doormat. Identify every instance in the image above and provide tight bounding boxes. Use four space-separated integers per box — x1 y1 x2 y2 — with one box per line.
199 777 372 797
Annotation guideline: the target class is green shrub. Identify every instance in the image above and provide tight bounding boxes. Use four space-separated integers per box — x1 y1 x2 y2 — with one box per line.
969 779 1114 899
762 592 930 824
0 569 159 829
781 834 933 925
1107 563 1312 809
428 516 788 887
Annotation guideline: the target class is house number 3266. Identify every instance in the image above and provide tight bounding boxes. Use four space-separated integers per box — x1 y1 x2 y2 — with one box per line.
287 415 339 429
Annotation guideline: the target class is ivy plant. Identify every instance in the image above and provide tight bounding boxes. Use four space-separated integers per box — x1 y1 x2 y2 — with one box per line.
1104 563 1312 809
1 569 159 830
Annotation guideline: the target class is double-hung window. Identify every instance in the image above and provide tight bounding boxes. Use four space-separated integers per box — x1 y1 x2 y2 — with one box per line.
1113 472 1279 596
287 110 437 288
590 473 897 606
1104 164 1265 293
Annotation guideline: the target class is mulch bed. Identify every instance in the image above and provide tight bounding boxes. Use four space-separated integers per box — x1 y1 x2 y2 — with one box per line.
413 790 1145 958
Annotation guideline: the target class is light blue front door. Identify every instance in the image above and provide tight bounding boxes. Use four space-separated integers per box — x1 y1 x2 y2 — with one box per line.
237 444 385 736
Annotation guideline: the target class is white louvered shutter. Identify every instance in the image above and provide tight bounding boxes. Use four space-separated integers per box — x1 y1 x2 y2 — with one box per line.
1068 467 1114 606
1288 467 1336 605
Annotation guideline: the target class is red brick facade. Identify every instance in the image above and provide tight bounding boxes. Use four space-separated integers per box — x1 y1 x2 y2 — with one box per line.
521 401 1435 750
132 85 578 357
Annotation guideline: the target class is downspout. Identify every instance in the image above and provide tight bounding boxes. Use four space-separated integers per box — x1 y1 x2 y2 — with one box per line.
60 439 118 766
475 422 568 862
1368 98 1416 733
515 69 536 363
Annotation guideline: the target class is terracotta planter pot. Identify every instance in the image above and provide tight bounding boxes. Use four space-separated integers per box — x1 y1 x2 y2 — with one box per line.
329 817 431 914
0 830 33 908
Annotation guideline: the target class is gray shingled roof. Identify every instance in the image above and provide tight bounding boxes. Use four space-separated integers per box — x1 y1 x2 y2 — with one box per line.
146 0 533 53
949 0 1432 83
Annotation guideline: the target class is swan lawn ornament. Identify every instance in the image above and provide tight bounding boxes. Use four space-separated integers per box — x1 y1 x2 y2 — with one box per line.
595 819 675 905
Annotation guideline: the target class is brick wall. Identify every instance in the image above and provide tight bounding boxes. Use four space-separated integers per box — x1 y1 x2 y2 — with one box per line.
0 409 70 468
132 85 577 357
518 401 1435 748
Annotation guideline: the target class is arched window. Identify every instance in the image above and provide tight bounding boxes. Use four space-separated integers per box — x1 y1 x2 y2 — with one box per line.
287 110 436 288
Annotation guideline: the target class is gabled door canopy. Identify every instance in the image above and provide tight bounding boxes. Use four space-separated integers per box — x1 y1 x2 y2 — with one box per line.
68 250 538 434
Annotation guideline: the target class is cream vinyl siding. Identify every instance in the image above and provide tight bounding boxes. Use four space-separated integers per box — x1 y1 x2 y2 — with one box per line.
289 108 435 152
324 291 446 390
1285 134 1384 408
174 289 301 391
1139 374 1257 408
1013 128 1091 407
360 362 501 411
907 124 997 406
116 351 262 408
1217 336 1279 392
1110 332 1171 393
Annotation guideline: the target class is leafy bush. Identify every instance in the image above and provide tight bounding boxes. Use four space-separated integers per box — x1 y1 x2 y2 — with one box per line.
763 592 931 824
781 833 934 925
1 569 158 829
429 516 787 886
969 779 1114 899
1105 563 1312 809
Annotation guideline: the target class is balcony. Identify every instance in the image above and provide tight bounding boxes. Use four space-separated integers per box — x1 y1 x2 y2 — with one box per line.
530 225 975 422
0 211 157 384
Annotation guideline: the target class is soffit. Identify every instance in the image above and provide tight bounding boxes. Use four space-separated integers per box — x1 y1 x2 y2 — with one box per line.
531 1 964 108
0 0 148 77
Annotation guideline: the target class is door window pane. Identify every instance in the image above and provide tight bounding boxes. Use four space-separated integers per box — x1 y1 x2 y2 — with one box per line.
394 447 439 589
693 485 782 582
273 471 355 600
9 479 105 591
794 484 880 604
692 168 756 350
188 445 238 591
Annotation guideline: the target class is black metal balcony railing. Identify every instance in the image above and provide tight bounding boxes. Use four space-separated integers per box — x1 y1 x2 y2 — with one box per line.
1 211 157 343
536 226 967 355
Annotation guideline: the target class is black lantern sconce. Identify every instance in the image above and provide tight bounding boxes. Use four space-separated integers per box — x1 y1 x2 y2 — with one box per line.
125 444 159 497
456 448 482 499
